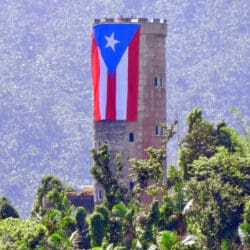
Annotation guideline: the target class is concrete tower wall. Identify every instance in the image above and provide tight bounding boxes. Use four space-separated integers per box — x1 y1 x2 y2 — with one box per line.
92 18 167 202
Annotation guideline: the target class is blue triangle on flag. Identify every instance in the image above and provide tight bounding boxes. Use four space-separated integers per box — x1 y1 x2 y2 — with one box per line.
93 23 140 76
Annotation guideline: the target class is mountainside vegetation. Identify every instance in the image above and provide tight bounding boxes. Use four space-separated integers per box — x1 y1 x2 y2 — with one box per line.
0 109 249 249
0 0 249 218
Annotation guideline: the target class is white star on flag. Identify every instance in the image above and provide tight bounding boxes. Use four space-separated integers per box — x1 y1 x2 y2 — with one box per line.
105 32 120 51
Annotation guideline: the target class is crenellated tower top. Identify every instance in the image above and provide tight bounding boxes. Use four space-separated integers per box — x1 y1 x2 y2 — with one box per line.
92 17 167 24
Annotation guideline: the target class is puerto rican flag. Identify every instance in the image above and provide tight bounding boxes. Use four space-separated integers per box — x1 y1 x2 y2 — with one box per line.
91 23 140 121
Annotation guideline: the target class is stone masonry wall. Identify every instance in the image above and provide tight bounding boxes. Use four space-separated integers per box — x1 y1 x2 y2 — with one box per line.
93 18 167 203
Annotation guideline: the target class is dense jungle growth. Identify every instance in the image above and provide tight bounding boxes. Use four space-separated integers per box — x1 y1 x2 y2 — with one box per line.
0 109 249 249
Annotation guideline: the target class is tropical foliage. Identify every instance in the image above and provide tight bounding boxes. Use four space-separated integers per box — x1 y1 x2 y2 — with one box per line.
0 197 20 219
0 109 249 249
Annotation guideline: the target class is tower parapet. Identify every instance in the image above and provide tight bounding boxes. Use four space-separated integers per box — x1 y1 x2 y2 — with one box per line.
93 17 167 24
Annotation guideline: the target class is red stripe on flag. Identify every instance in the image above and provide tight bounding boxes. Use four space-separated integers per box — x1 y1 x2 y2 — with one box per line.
106 71 116 120
91 36 101 121
127 27 140 120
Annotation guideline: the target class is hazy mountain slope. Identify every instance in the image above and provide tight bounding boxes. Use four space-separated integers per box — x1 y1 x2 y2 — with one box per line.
0 0 249 217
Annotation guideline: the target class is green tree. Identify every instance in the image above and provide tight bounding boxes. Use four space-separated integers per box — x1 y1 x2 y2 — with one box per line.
44 214 74 249
166 163 183 189
109 203 127 247
158 164 186 235
71 207 90 250
89 212 105 248
137 200 161 248
239 200 250 247
75 207 87 231
47 188 72 217
147 200 160 243
130 121 177 203
42 209 62 235
31 175 75 217
22 224 47 249
29 176 78 249
158 230 179 250
160 187 186 236
179 109 249 248
159 197 175 231
60 216 76 237
47 232 72 250
94 205 109 239
0 197 19 219
0 218 47 249
40 188 75 239
90 144 129 210
130 147 165 202
179 108 243 180
186 149 249 248
149 200 160 228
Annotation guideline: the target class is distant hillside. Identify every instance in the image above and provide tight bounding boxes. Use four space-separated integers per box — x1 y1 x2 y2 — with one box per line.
0 0 249 217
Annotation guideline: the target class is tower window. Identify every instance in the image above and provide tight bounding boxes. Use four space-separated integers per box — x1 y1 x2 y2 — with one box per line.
154 76 164 88
156 124 165 136
154 77 158 87
98 189 102 200
155 125 159 136
129 132 134 142
130 181 135 190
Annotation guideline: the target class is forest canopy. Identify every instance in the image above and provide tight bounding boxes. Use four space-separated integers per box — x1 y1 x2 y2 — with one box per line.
0 109 249 249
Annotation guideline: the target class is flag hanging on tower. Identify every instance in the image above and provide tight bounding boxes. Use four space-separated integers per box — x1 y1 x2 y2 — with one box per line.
91 23 140 121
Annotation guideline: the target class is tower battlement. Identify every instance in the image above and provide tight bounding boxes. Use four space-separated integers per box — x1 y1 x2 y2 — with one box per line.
93 17 167 24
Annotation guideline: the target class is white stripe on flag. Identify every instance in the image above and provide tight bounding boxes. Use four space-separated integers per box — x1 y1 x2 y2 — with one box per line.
99 48 107 120
116 48 128 120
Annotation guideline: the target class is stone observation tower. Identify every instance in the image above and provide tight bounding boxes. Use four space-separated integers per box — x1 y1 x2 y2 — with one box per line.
91 17 167 203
